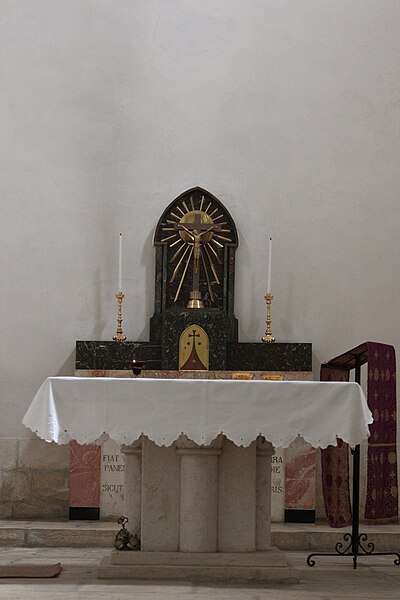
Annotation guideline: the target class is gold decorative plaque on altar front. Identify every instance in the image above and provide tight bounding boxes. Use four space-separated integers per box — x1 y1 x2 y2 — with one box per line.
179 325 209 371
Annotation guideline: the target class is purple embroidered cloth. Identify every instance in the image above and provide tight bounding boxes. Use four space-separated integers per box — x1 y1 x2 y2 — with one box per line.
321 342 398 527
320 366 352 527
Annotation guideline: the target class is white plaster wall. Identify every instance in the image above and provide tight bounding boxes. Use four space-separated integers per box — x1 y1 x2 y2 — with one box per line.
1 0 399 440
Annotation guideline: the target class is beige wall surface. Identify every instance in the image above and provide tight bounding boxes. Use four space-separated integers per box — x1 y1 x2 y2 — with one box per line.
0 0 399 448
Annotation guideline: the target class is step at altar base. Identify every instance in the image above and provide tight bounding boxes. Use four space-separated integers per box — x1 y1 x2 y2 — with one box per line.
97 548 300 584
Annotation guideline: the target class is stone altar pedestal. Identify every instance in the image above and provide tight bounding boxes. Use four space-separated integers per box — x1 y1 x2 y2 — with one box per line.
98 433 299 583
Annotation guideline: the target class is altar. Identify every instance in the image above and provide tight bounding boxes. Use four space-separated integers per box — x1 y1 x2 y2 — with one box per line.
23 375 372 583
69 188 316 525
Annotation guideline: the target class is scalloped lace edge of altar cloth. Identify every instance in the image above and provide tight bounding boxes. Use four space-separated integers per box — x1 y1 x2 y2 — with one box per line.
22 423 372 450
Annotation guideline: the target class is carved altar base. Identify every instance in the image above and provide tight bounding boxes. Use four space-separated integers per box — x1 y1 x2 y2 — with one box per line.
98 434 299 583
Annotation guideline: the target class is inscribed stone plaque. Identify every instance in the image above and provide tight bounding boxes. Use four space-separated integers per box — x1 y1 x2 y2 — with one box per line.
271 448 285 522
100 439 124 519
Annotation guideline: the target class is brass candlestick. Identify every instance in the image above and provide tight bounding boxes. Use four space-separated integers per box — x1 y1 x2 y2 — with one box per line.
113 291 126 342
262 293 275 343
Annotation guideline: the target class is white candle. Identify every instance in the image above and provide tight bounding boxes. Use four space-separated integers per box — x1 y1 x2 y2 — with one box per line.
118 233 122 292
267 237 272 293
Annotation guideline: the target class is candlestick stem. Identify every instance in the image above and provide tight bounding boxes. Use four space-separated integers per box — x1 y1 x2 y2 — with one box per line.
262 293 275 343
113 291 126 342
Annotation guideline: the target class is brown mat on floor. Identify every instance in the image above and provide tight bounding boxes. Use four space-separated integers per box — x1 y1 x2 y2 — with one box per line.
0 563 61 578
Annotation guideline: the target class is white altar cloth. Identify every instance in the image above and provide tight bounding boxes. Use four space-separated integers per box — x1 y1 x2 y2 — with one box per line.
23 376 372 449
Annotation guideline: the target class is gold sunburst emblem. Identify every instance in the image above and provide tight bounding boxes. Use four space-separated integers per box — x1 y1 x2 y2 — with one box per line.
159 195 233 307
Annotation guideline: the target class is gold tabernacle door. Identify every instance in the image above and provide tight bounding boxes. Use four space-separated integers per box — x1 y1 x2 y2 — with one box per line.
179 324 209 370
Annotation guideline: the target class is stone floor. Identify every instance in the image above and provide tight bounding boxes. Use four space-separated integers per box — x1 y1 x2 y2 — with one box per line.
0 522 400 598
0 547 400 599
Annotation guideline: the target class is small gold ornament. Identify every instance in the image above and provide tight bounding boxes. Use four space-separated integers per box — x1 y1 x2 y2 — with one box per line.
232 372 254 380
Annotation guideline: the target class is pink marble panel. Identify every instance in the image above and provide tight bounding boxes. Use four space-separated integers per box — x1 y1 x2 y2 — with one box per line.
75 369 313 381
69 370 106 508
285 445 316 510
69 442 101 507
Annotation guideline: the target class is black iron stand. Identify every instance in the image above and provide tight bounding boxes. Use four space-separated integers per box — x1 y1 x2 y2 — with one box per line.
307 356 400 569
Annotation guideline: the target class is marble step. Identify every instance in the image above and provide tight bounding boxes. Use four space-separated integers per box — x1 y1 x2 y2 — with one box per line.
98 552 300 584
0 521 399 552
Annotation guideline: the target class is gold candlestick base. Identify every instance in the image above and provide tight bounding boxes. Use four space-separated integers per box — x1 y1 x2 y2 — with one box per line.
262 293 276 343
262 333 276 343
113 291 126 342
187 290 204 309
